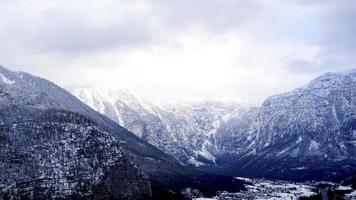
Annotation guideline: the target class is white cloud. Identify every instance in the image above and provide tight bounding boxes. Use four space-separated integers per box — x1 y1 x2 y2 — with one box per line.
0 0 354 105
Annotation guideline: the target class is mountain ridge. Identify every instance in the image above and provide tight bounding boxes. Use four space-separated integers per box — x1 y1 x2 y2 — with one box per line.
68 85 251 166
213 69 356 181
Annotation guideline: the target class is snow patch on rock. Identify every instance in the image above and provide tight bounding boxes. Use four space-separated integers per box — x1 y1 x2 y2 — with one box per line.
0 72 15 84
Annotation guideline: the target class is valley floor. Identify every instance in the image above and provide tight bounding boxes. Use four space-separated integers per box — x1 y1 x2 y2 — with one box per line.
194 177 356 200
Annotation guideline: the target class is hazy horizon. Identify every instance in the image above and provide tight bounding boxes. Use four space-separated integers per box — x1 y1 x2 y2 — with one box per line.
1 0 355 104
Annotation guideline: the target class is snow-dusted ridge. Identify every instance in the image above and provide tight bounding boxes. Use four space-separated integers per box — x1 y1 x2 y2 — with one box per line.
68 85 251 166
214 69 356 181
0 72 15 84
0 66 153 199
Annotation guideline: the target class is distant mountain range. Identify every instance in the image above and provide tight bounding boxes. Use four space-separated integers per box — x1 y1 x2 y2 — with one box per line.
69 70 356 181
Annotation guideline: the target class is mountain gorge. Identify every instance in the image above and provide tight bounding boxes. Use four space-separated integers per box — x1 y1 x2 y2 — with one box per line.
69 70 356 182
0 65 355 199
68 86 250 166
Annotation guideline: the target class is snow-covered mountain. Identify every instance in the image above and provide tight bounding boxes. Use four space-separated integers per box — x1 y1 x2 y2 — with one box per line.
0 66 245 199
0 107 152 199
252 70 356 158
68 85 250 166
215 70 356 181
0 66 151 199
164 100 250 165
215 107 260 156
68 70 355 181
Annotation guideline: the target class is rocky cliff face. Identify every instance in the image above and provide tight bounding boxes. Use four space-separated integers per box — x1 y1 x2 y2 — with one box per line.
165 101 249 165
214 70 356 181
68 85 249 166
251 71 356 158
0 107 151 199
215 108 259 157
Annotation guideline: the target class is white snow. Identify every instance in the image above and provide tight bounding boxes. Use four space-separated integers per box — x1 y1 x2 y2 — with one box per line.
234 177 252 182
227 178 318 200
0 73 15 84
188 158 206 167
331 103 340 123
292 166 307 170
297 136 303 143
276 148 288 156
346 190 356 199
198 142 216 164
309 140 320 151
337 185 352 191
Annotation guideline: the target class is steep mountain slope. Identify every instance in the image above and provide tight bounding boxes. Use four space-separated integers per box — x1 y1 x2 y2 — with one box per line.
0 66 244 199
0 107 151 199
252 71 355 158
0 66 176 173
215 107 260 158
165 101 250 165
214 70 356 181
68 86 249 166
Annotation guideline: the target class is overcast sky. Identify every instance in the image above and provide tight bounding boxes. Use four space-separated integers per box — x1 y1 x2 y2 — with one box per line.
0 0 355 105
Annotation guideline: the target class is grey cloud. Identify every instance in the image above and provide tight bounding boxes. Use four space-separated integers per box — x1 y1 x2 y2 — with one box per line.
0 0 355 77
286 58 341 75
26 17 153 55
0 1 154 56
318 1 356 52
283 0 356 73
286 59 315 74
314 1 356 71
152 0 265 32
